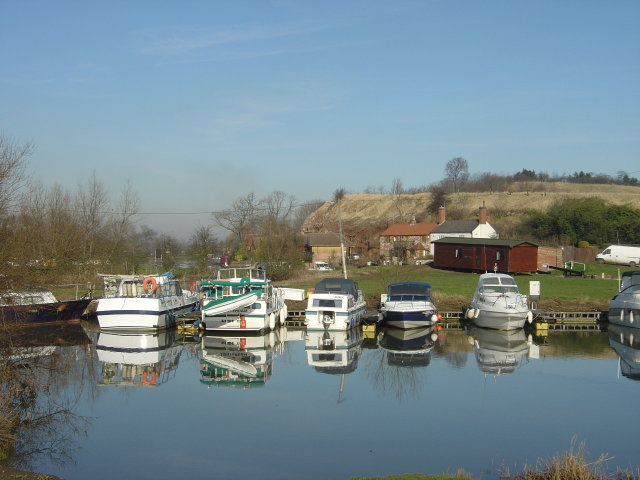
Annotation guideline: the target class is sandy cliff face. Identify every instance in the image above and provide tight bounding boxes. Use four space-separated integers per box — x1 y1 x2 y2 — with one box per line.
302 182 640 233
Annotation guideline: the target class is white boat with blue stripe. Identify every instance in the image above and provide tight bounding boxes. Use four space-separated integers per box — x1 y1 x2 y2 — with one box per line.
96 272 198 332
379 282 440 329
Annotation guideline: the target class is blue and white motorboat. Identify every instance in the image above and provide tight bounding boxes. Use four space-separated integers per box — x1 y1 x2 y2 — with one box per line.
379 282 440 329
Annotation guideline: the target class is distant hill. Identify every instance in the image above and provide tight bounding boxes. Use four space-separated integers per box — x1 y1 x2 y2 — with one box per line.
302 182 640 238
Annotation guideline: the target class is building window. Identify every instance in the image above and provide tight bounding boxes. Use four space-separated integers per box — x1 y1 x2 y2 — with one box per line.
496 250 503 261
455 248 462 258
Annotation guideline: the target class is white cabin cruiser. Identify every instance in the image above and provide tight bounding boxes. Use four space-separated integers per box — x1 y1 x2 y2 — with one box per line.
608 270 640 329
199 267 304 333
379 282 440 329
466 273 533 330
304 277 366 331
96 272 198 332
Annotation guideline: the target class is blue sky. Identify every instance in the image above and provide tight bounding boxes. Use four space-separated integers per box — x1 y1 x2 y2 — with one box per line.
1 0 638 237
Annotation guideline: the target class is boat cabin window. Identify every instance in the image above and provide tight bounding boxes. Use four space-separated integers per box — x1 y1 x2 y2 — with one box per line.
312 298 343 308
480 277 520 294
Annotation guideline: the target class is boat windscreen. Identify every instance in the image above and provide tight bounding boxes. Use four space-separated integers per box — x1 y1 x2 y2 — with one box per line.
314 278 357 297
387 283 431 297
621 271 640 290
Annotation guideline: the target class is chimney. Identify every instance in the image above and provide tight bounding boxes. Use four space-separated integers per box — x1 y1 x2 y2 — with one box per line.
479 201 489 224
437 206 446 224
410 215 416 226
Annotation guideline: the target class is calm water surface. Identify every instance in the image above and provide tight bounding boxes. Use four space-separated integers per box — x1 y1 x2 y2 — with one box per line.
9 320 640 480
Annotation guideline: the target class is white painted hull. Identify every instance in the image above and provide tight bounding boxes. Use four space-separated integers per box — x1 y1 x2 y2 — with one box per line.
97 295 198 332
470 308 530 330
200 300 287 332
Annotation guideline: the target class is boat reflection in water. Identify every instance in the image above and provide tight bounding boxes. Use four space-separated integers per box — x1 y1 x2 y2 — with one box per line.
377 326 439 367
304 328 363 374
466 326 535 376
608 323 640 380
199 327 285 388
96 329 184 387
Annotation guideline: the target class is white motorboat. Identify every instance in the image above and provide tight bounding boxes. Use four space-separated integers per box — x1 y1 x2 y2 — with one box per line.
608 323 640 380
304 277 367 331
607 270 640 328
96 272 198 332
199 267 304 333
96 329 184 387
379 282 440 329
466 273 533 330
377 326 439 367
304 328 363 374
199 329 284 387
467 325 532 376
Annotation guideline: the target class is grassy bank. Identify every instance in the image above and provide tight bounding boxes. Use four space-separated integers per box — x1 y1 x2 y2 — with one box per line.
350 442 639 480
286 263 628 311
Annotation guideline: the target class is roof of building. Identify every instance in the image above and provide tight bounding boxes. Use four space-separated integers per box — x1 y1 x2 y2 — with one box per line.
432 237 538 248
304 232 350 247
380 222 437 236
431 219 481 234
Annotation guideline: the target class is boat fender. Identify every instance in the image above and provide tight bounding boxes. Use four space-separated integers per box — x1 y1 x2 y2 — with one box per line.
190 281 197 293
526 311 533 323
430 333 438 342
431 313 439 323
466 308 475 320
143 277 157 292
142 371 157 385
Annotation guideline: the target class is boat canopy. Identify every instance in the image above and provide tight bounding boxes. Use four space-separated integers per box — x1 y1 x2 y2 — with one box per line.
314 278 358 297
387 282 431 299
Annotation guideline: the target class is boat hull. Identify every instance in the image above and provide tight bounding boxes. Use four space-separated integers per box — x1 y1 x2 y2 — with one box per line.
381 307 438 329
97 297 198 332
470 308 529 330
0 298 92 326
200 301 286 333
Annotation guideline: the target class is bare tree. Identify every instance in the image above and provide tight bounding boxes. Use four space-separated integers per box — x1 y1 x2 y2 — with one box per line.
107 181 140 262
262 190 295 223
189 225 217 269
390 178 404 195
214 192 261 245
444 157 469 193
0 134 32 217
75 172 109 261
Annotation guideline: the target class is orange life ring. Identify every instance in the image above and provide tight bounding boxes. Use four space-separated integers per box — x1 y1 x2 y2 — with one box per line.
143 277 157 291
142 371 157 385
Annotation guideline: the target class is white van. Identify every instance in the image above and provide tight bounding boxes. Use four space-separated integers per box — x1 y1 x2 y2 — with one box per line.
595 245 640 267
